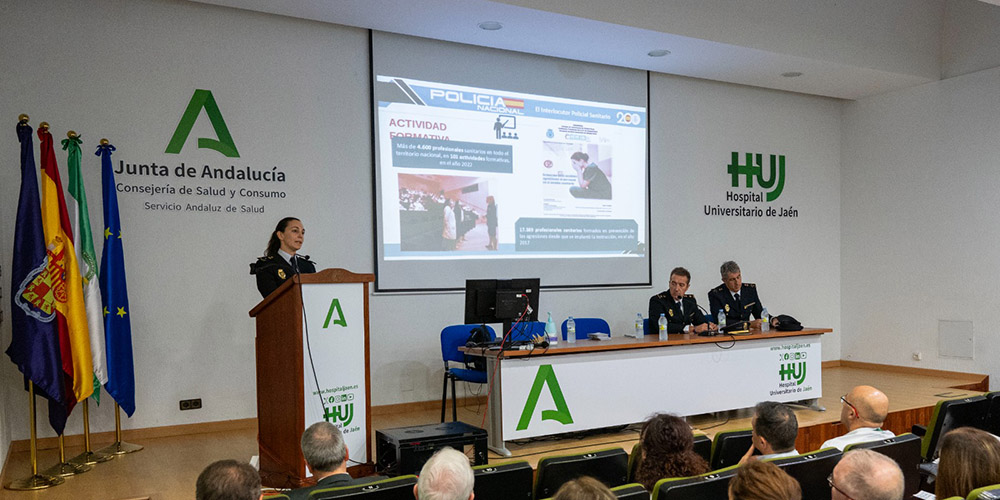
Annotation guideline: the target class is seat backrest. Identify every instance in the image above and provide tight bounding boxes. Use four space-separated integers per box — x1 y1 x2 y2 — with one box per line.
535 447 629 499
651 465 740 500
984 392 1000 436
692 434 711 464
472 460 532 500
264 495 290 500
710 428 754 470
611 483 650 500
767 448 842 500
844 433 922 497
440 324 495 364
628 442 641 483
309 475 418 500
922 395 989 460
516 321 546 342
560 317 611 340
968 484 1000 500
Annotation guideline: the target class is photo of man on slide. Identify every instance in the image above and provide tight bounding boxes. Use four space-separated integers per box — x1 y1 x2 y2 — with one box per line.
569 152 612 199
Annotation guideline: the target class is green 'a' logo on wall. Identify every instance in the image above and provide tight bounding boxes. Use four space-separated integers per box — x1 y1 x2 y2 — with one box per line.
165 89 240 158
516 364 574 431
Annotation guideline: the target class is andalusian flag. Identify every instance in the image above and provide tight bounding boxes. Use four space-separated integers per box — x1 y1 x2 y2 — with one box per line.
65 134 108 403
5 121 70 434
98 141 136 416
38 127 94 403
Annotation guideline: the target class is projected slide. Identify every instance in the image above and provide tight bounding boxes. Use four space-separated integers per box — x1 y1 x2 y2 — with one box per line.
376 76 647 260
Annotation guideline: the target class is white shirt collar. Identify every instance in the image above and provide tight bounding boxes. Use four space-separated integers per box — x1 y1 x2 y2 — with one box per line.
277 249 295 264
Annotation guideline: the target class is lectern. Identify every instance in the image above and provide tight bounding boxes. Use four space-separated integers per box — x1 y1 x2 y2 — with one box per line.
249 268 374 488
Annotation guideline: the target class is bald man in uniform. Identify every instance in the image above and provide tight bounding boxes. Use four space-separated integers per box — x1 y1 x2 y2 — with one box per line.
821 385 895 451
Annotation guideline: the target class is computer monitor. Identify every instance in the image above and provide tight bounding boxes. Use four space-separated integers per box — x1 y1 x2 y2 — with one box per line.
464 279 540 342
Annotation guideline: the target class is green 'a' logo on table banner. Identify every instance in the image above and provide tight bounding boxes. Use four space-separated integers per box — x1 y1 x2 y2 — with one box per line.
516 364 574 431
165 89 240 158
323 298 347 328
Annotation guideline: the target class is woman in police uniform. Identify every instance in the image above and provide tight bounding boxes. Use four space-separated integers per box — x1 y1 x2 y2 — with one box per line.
252 217 316 298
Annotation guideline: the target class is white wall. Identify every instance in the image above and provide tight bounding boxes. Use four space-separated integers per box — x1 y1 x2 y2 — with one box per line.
942 0 1000 79
841 66 1000 386
0 0 842 444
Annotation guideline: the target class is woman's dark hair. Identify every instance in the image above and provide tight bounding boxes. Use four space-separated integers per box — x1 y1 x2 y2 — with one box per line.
935 427 1000 499
635 413 710 491
265 217 299 257
728 459 801 500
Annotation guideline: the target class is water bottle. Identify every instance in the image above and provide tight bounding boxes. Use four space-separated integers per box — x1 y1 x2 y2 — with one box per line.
545 312 558 346
634 313 644 338
717 309 727 331
658 313 668 340
566 316 576 344
760 307 770 332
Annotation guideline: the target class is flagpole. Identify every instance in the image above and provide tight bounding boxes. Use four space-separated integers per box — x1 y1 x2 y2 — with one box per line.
42 434 92 476
69 400 113 465
4 382 63 490
97 403 143 455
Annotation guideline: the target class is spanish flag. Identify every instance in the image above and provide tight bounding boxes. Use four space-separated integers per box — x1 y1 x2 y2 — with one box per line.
39 126 94 403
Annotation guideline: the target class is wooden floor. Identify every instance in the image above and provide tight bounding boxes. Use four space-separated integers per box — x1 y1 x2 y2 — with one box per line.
0 362 986 500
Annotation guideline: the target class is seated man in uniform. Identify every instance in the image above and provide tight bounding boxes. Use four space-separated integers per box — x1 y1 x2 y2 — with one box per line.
648 267 716 334
708 260 764 327
821 385 895 451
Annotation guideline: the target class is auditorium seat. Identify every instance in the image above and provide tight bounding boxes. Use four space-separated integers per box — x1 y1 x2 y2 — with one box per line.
264 495 290 500
308 475 417 499
984 392 1000 436
651 464 740 500
627 435 712 482
966 484 1000 500
610 483 650 499
844 433 921 497
766 448 842 500
911 395 988 460
710 428 754 470
514 320 546 343
472 460 532 500
534 447 629 499
440 324 495 422
560 317 610 341
628 443 641 482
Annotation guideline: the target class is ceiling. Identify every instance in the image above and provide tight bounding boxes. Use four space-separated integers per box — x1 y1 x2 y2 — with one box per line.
191 0 999 100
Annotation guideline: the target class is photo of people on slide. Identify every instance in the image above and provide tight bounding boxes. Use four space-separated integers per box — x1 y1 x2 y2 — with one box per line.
397 173 499 252
541 142 613 213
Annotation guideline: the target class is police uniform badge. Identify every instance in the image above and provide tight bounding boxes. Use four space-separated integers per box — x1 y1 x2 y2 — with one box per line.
278 269 286 279
668 309 674 317
724 304 730 312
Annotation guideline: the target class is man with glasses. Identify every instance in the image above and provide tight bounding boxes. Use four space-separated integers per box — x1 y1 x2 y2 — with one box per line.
648 267 716 334
829 449 904 500
821 385 895 451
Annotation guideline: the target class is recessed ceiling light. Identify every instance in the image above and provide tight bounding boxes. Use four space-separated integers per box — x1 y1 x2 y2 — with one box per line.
647 49 671 57
781 71 803 78
478 21 503 31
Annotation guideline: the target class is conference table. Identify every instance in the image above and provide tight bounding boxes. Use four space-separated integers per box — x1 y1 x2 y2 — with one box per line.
464 328 831 456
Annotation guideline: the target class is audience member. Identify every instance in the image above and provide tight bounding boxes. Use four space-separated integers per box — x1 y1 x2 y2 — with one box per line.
822 385 894 451
741 401 799 464
552 476 616 500
830 449 904 500
634 413 710 490
288 422 356 500
728 459 801 500
196 459 262 500
935 427 1000 500
414 447 475 500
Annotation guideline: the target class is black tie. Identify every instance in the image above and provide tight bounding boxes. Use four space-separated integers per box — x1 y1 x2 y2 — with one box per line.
734 293 741 309
290 256 299 273
677 301 683 317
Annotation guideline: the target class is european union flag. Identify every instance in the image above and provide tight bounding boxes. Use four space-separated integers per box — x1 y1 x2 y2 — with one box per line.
97 142 135 416
5 121 70 434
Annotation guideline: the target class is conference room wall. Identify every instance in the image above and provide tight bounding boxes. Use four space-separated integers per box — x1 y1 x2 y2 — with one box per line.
0 0 842 446
841 65 1000 388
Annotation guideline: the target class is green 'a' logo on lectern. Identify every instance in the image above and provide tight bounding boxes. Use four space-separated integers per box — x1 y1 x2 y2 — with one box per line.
516 364 574 431
165 89 240 158
323 298 347 328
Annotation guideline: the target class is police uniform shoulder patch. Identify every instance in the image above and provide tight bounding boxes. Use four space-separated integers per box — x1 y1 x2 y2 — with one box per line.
657 292 670 299
684 294 695 298
712 284 726 293
745 283 756 288
277 269 286 280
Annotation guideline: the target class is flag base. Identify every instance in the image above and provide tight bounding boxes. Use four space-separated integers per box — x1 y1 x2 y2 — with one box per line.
5 473 65 490
69 449 114 465
97 441 143 455
42 460 92 477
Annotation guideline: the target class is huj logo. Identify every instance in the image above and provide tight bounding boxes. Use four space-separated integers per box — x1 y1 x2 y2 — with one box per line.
516 365 573 431
165 89 240 158
779 362 807 385
324 403 354 426
727 152 785 202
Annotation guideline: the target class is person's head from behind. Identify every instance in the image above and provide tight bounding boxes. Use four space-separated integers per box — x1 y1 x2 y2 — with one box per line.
840 385 889 431
935 427 1000 499
552 476 615 500
414 447 474 500
641 413 695 457
831 449 904 500
301 421 348 476
196 459 261 500
751 401 798 454
728 459 801 500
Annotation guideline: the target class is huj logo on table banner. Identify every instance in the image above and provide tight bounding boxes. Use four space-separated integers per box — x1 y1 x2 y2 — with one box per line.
165 89 240 158
779 361 807 385
516 364 574 431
